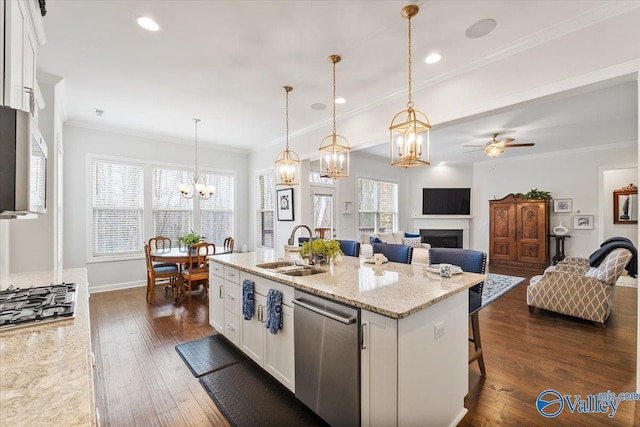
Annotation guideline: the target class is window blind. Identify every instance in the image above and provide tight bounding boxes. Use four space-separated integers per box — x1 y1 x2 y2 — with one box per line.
92 161 144 256
152 168 193 246
258 172 275 248
200 173 234 246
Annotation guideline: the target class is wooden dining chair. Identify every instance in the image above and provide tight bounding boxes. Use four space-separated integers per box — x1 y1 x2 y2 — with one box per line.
223 237 235 254
144 244 179 304
149 236 171 251
180 242 216 303
148 236 175 268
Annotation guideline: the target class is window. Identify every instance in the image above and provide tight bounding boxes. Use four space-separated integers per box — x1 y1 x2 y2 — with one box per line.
92 160 144 257
201 173 234 246
309 171 334 185
358 178 398 235
258 172 275 247
152 168 193 246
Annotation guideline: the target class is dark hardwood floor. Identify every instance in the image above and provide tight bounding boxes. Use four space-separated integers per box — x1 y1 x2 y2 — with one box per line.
90 276 639 426
90 286 228 427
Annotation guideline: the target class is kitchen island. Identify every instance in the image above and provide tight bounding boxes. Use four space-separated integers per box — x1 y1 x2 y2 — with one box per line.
209 251 485 427
0 268 96 427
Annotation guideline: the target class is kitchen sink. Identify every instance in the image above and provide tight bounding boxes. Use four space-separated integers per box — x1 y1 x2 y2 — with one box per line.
255 261 296 269
255 261 326 276
280 267 326 276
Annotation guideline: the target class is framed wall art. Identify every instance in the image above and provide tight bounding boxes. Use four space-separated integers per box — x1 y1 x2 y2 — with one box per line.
553 198 572 213
574 214 594 230
277 188 294 221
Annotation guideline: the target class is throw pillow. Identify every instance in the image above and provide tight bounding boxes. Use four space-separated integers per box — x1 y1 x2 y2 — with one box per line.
402 237 422 248
370 237 386 244
405 232 420 238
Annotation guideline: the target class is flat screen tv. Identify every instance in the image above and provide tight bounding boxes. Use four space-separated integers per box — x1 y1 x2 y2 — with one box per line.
422 188 471 215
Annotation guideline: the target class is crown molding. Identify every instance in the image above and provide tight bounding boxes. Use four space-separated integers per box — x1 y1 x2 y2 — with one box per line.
260 2 640 152
64 121 250 155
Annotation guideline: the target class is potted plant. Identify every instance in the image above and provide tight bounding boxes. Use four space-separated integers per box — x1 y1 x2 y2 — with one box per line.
523 188 551 199
179 230 204 250
300 239 343 265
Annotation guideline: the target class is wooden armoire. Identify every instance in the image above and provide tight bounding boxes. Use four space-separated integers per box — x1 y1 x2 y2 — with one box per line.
489 193 550 274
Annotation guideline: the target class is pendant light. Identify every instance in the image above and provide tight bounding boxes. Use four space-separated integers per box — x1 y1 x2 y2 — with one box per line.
275 86 301 186
319 55 350 179
178 118 215 199
389 5 431 168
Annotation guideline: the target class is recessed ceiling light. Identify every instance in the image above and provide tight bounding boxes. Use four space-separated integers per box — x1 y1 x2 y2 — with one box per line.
425 53 442 64
439 161 446 165
334 97 346 104
137 16 160 32
465 18 496 39
311 103 326 110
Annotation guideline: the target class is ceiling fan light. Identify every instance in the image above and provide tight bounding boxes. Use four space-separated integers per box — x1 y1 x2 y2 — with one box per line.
484 145 504 157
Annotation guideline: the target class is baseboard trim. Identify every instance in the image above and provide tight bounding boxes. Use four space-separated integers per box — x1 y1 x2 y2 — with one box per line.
89 280 146 294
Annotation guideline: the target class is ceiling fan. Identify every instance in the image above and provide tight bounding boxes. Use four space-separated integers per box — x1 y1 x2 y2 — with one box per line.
464 133 535 157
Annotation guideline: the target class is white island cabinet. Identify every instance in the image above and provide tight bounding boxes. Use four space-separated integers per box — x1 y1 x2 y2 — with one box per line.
239 271 295 392
208 252 483 427
209 260 296 392
209 262 225 332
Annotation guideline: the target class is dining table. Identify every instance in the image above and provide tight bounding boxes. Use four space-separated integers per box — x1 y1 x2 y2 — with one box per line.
150 247 194 267
150 246 218 301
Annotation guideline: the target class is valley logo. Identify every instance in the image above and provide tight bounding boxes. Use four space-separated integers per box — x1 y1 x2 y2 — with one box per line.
536 389 640 418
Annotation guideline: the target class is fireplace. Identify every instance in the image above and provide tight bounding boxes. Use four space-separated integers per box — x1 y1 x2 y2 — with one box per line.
420 229 463 248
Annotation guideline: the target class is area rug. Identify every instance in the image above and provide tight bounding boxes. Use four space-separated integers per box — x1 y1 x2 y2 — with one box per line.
199 359 329 427
481 273 526 308
175 334 247 377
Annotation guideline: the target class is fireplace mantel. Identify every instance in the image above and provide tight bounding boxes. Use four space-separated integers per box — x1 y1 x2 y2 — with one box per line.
410 215 471 249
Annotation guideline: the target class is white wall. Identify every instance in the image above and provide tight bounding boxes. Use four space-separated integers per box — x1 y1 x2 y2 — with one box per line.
8 79 64 273
602 167 638 246
472 142 638 260
63 125 249 290
335 151 411 240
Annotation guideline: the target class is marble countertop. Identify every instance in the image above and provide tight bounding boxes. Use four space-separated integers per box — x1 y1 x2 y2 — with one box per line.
209 251 485 319
0 268 95 426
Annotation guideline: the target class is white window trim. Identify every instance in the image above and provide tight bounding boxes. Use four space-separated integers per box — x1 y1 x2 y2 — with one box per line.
356 175 399 235
256 167 275 249
86 153 237 263
86 153 146 263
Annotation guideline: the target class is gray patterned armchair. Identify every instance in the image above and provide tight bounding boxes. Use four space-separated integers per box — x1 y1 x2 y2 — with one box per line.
526 248 632 327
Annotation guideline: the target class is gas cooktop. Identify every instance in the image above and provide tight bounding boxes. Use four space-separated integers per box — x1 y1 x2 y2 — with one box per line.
0 283 76 331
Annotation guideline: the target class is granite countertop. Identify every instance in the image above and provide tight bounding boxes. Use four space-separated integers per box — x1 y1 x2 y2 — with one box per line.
0 268 95 427
209 251 485 319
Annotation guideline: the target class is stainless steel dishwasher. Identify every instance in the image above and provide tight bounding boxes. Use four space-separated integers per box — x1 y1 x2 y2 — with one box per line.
292 290 360 427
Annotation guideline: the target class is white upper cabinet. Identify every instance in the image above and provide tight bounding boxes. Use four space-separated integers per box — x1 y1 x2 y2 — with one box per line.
2 0 45 115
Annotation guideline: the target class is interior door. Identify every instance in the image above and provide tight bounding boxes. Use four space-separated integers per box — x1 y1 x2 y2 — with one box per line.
312 188 335 239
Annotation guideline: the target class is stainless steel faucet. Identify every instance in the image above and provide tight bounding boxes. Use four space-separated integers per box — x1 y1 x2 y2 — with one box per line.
288 225 314 265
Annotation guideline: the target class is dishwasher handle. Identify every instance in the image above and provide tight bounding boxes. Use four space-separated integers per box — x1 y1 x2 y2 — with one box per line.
292 298 357 325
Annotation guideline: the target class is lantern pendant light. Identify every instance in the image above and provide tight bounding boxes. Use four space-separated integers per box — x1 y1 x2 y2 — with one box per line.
178 118 216 199
319 55 350 179
275 86 301 186
389 5 431 168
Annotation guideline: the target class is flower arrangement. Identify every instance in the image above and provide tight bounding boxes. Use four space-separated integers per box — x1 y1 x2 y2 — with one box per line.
300 239 343 264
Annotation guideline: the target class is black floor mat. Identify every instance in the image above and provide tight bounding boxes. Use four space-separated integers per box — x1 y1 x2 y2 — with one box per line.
175 334 247 377
199 359 329 427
